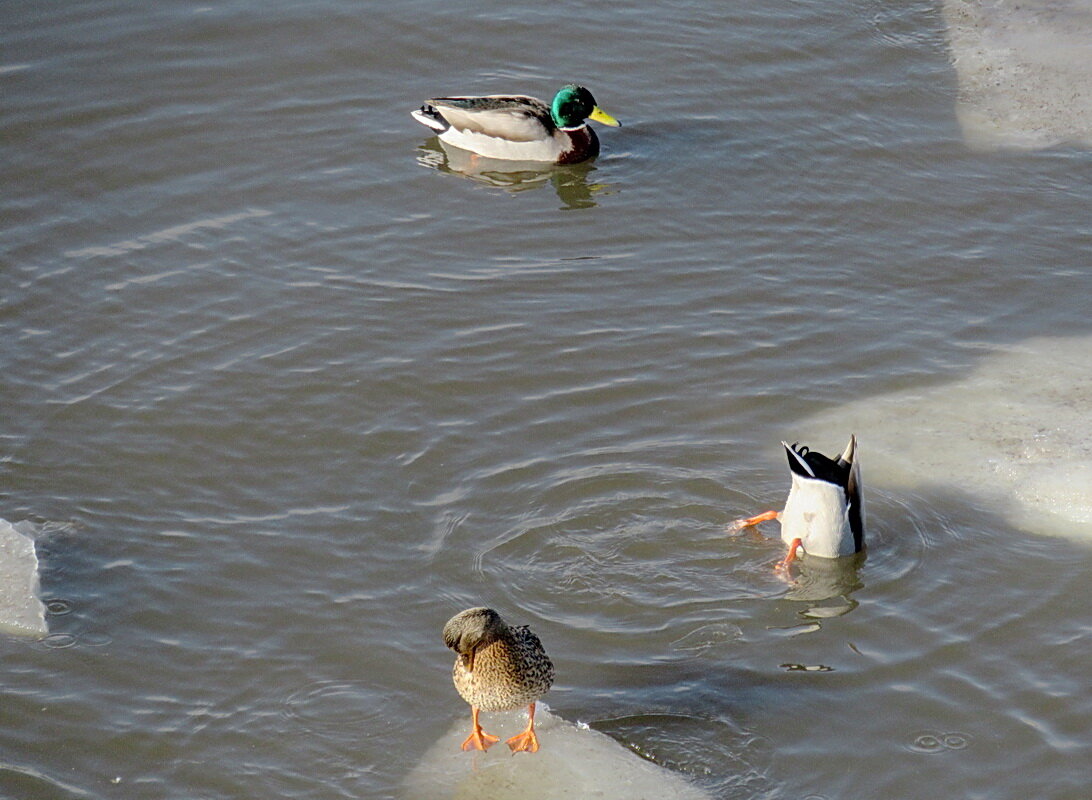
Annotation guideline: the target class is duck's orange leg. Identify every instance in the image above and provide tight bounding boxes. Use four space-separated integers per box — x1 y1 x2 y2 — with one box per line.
727 509 780 532
775 537 802 572
505 702 540 753
460 706 500 751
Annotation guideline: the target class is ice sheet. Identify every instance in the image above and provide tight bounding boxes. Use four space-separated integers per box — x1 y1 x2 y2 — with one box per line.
943 0 1092 149
402 705 712 800
0 519 48 636
796 336 1092 541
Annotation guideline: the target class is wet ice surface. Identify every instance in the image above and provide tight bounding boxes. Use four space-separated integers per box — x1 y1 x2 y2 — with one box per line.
0 519 48 636
798 336 1092 541
402 705 712 800
944 0 1092 148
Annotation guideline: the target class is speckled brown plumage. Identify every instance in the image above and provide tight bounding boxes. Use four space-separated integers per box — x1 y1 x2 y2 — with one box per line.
442 607 554 752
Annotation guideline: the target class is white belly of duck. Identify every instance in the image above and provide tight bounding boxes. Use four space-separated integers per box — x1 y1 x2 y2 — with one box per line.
436 125 595 163
780 472 856 558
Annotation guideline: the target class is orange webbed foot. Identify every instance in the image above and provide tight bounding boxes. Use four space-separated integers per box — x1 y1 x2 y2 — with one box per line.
505 703 541 753
728 509 780 532
774 537 802 573
506 728 540 753
461 729 500 751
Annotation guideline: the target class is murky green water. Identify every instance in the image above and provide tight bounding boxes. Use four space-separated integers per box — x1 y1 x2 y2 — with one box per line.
2 1 1090 798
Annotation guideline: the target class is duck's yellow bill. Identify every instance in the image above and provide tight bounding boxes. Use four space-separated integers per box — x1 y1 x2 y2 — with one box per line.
589 106 621 127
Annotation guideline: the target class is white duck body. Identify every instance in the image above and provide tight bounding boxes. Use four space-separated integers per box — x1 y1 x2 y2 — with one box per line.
411 86 619 164
779 436 863 558
412 97 595 162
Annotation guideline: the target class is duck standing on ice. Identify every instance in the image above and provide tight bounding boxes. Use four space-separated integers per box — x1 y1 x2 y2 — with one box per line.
442 607 555 753
732 435 863 570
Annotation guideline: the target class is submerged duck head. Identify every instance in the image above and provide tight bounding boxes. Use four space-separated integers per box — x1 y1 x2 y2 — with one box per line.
780 435 864 558
551 84 621 130
443 607 507 671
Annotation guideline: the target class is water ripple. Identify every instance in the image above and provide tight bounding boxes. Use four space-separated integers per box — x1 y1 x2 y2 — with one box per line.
66 209 272 260
591 713 774 798
0 763 92 799
281 680 412 741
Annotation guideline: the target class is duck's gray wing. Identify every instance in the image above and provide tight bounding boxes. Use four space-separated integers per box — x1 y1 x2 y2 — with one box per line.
429 95 555 141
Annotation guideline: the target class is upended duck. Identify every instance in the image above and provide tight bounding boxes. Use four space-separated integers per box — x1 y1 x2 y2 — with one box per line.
442 607 555 753
731 436 863 569
412 84 620 164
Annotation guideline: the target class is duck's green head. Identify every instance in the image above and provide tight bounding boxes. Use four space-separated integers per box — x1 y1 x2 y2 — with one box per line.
551 84 621 130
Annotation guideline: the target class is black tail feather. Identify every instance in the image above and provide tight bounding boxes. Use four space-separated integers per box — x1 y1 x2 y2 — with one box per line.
411 104 449 133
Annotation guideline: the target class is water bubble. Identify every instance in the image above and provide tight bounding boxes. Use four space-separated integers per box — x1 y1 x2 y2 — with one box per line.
908 730 971 753
943 732 971 750
41 633 78 649
45 599 72 615
909 732 944 753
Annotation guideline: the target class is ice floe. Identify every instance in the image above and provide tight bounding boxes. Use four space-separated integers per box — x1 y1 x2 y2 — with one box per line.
797 336 1092 541
943 0 1092 149
0 519 48 636
403 704 712 800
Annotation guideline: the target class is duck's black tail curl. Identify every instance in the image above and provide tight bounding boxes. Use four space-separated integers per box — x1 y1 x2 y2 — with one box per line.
411 104 449 133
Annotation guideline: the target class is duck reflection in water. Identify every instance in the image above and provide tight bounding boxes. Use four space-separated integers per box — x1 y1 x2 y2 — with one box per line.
416 139 609 210
783 548 866 617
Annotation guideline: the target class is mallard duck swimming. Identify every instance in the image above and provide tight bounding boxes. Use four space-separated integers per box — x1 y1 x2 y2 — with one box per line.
731 436 864 569
442 606 554 753
411 84 620 164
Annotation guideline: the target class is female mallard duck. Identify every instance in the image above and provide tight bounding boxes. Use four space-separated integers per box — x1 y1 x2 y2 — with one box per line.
731 436 864 569
442 606 554 753
411 84 620 164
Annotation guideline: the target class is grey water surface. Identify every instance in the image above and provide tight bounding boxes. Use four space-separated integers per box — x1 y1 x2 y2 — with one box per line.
2 1 1091 798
